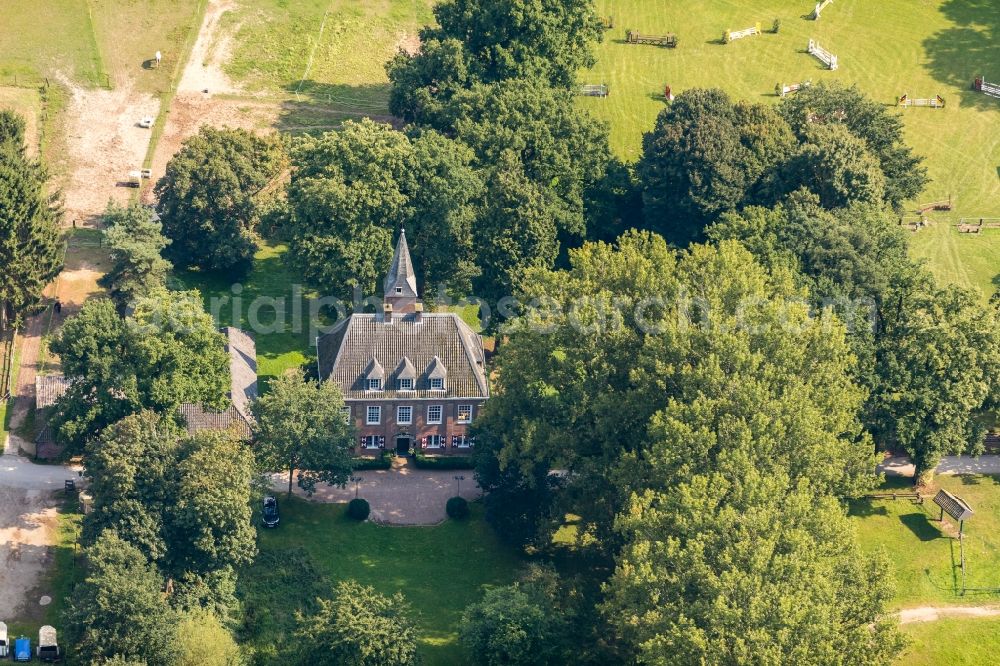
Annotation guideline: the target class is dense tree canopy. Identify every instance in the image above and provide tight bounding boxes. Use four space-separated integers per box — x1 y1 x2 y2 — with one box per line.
50 291 229 451
709 196 1000 483
387 0 602 124
285 120 483 301
0 110 61 331
781 123 886 209
156 127 285 273
294 581 419 666
65 531 179 666
638 89 795 245
251 369 355 496
777 82 928 210
475 232 875 551
99 201 173 312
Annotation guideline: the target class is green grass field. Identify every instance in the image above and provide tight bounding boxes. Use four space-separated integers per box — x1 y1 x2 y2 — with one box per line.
582 0 1000 297
176 242 319 389
899 616 1000 665
223 0 434 111
238 498 523 665
850 475 1000 608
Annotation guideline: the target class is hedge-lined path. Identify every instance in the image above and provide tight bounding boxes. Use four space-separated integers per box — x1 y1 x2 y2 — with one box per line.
268 457 481 525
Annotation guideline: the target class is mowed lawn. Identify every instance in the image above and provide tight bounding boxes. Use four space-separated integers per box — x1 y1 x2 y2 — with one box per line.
581 0 1000 297
222 0 434 111
176 242 322 390
899 616 1000 665
850 475 1000 608
238 498 523 665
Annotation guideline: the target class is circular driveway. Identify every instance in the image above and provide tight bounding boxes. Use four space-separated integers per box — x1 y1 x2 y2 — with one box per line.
269 458 481 525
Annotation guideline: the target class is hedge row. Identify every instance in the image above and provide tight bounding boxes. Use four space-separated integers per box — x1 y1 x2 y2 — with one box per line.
351 451 394 470
413 453 475 470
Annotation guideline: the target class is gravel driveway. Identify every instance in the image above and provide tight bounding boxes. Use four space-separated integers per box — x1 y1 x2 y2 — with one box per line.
270 458 481 525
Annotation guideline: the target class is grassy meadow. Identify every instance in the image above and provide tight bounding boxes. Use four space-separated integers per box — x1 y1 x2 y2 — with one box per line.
581 0 1000 297
222 0 434 110
238 498 523 665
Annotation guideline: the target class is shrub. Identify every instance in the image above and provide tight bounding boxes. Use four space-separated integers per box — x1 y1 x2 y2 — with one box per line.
414 452 475 470
352 451 393 470
447 496 470 520
347 498 370 521
772 18 781 33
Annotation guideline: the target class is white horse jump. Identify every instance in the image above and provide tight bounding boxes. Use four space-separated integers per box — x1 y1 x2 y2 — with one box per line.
973 76 1000 99
897 94 945 108
724 23 762 43
807 39 838 70
776 80 812 97
812 0 834 20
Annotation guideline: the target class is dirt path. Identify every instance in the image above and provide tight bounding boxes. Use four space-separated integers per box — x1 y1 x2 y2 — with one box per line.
0 486 60 619
899 606 1000 624
177 0 240 96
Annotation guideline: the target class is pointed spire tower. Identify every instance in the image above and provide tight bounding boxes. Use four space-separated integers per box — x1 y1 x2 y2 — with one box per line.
383 228 420 315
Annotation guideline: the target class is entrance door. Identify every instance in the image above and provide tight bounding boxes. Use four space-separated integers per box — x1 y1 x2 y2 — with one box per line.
396 437 411 456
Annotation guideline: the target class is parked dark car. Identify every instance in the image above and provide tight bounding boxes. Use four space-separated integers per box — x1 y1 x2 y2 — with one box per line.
262 496 279 528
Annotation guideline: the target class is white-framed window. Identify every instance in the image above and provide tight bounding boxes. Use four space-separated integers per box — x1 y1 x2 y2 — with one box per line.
453 435 473 448
427 405 443 424
398 378 414 391
425 434 444 449
340 406 351 423
366 378 382 391
395 287 403 294
457 404 473 423
397 406 412 424
366 405 381 425
363 435 381 449
429 377 445 391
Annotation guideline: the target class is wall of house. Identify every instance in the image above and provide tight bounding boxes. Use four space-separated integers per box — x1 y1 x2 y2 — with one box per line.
351 399 485 455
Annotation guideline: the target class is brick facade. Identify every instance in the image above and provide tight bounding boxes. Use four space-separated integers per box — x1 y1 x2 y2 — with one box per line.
350 398 484 455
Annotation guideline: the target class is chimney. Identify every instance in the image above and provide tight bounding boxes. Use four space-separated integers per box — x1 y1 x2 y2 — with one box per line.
382 303 393 323
413 302 423 324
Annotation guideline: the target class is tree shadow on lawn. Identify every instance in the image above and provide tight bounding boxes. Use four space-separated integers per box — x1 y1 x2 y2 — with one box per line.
922 0 1000 111
900 511 946 542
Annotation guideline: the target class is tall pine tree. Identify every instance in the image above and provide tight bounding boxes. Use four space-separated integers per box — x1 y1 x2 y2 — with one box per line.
0 109 61 331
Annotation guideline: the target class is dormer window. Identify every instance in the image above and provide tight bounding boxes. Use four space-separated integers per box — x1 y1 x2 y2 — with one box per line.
398 378 414 391
366 378 382 391
429 378 445 391
395 287 403 294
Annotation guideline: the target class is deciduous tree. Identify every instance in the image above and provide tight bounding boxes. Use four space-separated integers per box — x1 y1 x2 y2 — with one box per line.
251 370 355 496
156 127 285 273
294 581 419 666
51 291 229 451
65 531 179 666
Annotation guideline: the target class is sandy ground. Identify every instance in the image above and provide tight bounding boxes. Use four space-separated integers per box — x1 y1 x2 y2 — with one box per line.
0 485 59 617
59 77 160 227
177 0 241 96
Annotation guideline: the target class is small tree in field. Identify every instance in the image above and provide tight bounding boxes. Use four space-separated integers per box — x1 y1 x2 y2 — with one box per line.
251 370 355 496
294 581 419 666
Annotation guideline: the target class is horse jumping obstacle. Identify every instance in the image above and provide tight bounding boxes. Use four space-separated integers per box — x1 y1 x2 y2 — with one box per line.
958 218 1000 233
776 80 811 97
602 16 615 30
625 30 677 48
973 76 1000 98
724 23 761 44
812 0 834 19
897 94 945 108
579 84 609 98
807 39 838 70
915 194 952 214
899 216 933 232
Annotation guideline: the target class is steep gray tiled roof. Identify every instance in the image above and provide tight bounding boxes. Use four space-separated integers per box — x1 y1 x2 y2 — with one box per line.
179 403 253 440
318 313 488 399
223 327 258 418
180 327 257 439
384 229 418 298
35 375 71 409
